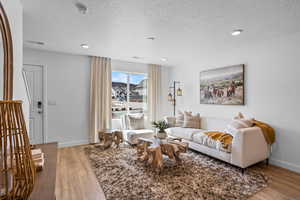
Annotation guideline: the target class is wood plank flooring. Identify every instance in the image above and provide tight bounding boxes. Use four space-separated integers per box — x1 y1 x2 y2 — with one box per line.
56 145 300 200
56 146 106 200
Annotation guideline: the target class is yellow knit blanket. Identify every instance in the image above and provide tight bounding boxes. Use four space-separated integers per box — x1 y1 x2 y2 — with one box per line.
203 131 233 150
204 120 275 149
253 120 275 145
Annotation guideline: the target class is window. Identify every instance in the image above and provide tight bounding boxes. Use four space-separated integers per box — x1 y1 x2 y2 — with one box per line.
112 72 147 119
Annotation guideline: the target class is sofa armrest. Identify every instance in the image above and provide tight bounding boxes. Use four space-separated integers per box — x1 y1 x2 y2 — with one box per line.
231 127 270 168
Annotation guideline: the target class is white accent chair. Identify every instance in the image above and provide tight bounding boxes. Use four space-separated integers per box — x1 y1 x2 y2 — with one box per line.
112 114 154 145
164 116 270 170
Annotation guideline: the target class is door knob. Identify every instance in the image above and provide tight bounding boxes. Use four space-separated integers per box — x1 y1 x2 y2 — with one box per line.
37 101 42 108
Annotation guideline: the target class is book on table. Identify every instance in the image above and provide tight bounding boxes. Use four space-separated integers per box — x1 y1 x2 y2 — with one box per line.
31 148 45 171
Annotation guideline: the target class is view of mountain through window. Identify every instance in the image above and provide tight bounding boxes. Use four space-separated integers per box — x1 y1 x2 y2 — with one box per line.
112 72 147 119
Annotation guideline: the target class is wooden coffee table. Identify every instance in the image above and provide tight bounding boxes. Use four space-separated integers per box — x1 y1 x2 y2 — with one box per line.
136 137 188 170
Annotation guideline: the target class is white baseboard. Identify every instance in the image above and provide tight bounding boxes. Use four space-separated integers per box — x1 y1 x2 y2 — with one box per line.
58 139 89 148
270 158 300 174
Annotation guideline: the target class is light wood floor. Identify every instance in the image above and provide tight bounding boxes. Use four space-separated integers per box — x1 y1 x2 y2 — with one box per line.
56 146 300 200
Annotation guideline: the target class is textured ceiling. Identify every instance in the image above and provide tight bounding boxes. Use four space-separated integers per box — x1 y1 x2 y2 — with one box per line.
21 0 300 66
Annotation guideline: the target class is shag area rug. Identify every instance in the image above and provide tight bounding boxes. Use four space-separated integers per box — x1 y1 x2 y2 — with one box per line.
84 145 268 200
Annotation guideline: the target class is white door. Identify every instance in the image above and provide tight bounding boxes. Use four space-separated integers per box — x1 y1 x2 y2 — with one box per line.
23 65 44 144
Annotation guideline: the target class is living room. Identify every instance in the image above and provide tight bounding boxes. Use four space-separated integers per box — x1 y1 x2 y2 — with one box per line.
1 0 300 200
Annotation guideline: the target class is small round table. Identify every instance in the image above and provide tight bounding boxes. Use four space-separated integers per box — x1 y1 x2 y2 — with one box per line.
98 129 123 149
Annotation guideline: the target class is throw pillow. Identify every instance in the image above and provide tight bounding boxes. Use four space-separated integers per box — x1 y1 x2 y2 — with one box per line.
164 116 176 127
233 112 245 120
127 114 145 130
226 112 254 131
175 111 185 127
183 112 201 129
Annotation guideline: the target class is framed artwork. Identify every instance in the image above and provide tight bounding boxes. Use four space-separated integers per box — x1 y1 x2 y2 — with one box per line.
200 64 244 105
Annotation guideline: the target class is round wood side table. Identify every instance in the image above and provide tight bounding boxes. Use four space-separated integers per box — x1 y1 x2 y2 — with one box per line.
98 129 124 149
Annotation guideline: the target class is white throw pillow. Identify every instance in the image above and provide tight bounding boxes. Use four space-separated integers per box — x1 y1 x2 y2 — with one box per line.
225 112 253 133
233 112 244 120
183 112 201 129
127 114 145 130
229 119 253 129
175 111 186 127
164 116 176 127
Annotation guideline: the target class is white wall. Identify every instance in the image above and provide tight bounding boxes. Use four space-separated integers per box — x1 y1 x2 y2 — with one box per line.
1 0 29 126
112 59 148 74
159 67 173 119
23 49 172 147
24 48 91 147
170 32 300 173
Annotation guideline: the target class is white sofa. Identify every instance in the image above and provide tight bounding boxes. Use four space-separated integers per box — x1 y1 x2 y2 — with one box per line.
165 116 270 169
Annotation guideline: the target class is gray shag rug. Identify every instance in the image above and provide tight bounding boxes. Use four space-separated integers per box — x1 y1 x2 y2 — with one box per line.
84 145 268 200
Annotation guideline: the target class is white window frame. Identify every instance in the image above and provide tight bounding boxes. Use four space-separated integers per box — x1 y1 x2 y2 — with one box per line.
112 71 148 117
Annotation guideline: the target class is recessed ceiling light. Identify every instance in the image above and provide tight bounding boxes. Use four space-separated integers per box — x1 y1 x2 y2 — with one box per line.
161 58 167 62
231 29 243 36
75 2 88 15
27 40 45 45
80 44 89 49
146 37 155 40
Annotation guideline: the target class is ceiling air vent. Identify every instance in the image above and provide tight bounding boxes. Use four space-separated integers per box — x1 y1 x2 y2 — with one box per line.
26 40 45 45
75 2 88 15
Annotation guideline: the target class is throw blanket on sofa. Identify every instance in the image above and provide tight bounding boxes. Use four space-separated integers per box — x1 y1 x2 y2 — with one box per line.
203 131 233 150
253 120 275 145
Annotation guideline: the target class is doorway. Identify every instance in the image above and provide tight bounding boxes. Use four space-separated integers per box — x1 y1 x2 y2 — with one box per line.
23 64 47 144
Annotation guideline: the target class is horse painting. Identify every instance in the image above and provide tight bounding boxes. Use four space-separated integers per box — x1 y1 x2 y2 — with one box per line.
200 65 244 105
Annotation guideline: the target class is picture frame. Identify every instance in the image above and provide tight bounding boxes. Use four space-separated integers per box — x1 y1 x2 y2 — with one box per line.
200 64 245 105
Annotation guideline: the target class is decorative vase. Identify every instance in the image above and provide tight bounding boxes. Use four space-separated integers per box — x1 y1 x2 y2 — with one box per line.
157 131 167 139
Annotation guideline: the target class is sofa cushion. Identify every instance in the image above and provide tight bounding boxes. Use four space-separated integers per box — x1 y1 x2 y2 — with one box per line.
175 111 185 127
232 112 254 128
127 114 145 130
228 119 253 129
192 132 232 153
164 116 176 127
165 127 203 141
225 113 254 133
123 129 154 144
120 113 145 130
183 112 201 129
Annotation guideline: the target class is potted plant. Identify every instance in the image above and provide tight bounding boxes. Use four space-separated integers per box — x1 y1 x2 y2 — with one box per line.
152 120 168 139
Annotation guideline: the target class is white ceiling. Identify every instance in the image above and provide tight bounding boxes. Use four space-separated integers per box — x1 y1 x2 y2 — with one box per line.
21 0 300 66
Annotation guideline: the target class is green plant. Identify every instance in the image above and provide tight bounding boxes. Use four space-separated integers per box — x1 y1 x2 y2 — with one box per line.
151 120 168 132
